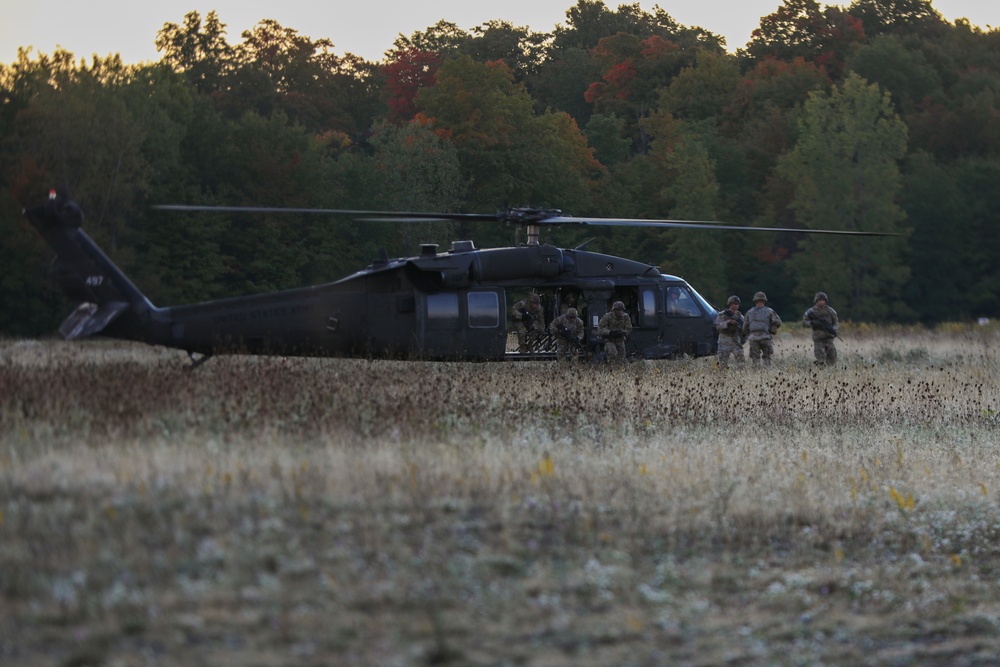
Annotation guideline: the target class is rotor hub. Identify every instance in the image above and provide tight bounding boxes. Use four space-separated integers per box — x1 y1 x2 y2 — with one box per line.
506 207 562 224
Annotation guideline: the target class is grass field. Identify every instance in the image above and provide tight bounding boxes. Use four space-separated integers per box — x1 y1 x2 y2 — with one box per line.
2 324 999 666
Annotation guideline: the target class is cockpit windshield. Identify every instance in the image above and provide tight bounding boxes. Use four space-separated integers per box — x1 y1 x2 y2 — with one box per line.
665 284 705 317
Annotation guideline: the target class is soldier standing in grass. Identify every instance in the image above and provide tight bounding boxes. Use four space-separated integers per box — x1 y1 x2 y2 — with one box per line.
715 295 745 368
597 300 633 363
511 293 545 353
549 307 585 361
803 291 839 366
742 291 781 367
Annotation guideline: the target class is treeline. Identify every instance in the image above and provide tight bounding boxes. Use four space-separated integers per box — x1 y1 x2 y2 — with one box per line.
1 0 998 334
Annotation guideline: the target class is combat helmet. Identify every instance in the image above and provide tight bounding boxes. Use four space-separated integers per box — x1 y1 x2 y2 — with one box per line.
753 291 767 303
527 293 541 304
612 300 625 311
814 292 828 303
566 307 579 318
726 295 741 306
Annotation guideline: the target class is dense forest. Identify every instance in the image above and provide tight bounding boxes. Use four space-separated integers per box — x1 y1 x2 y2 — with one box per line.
1 0 998 334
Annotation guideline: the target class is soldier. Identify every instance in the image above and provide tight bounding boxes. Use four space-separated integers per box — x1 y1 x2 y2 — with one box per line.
803 291 839 366
549 307 586 361
511 293 545 353
715 295 745 368
742 291 781 367
561 290 581 315
666 286 683 316
598 300 633 363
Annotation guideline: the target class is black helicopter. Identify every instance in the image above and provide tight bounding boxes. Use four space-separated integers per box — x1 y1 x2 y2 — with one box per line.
24 191 891 364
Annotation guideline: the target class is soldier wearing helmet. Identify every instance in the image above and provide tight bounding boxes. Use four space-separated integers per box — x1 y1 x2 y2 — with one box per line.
511 292 545 353
741 291 782 367
715 295 745 368
548 306 586 361
597 300 633 363
803 291 839 366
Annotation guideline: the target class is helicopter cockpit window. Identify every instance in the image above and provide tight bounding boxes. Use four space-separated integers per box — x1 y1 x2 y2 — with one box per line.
468 292 499 328
426 292 459 325
665 286 701 317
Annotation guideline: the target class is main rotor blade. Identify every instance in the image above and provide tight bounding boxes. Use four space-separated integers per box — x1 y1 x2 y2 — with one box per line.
153 204 899 236
152 204 502 222
545 216 900 237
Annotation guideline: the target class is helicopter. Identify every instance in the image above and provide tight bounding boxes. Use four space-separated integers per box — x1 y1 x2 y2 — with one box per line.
24 191 893 365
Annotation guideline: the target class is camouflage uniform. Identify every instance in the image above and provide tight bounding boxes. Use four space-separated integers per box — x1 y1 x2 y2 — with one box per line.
549 308 586 361
597 301 633 362
803 292 838 365
511 295 545 353
715 295 745 368
742 291 781 367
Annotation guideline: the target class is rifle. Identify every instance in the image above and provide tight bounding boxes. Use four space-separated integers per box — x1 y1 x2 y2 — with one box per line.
556 325 583 349
720 311 742 330
605 329 626 340
808 313 839 339
720 311 745 345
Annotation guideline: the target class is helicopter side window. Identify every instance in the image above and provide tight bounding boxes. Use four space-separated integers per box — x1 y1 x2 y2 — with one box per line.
468 292 499 328
640 288 656 326
426 292 459 326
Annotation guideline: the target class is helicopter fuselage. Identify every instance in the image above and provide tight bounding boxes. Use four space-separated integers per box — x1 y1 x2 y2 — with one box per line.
111 243 719 361
27 196 721 362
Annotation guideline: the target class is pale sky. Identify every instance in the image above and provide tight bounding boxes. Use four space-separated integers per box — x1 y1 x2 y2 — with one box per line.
2 0 997 66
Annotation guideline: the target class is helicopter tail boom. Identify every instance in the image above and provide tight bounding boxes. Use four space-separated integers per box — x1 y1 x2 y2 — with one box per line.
24 192 156 341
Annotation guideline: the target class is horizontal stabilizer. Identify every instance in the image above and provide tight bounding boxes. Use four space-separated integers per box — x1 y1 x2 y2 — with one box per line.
59 301 130 340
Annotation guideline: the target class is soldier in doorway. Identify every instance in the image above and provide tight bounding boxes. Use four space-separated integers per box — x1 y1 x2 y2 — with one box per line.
549 307 586 361
511 293 545 353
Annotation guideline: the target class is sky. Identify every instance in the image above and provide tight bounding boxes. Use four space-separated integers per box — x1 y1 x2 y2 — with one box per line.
2 0 998 66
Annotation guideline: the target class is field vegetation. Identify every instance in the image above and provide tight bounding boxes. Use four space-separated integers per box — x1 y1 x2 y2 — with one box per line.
2 324 999 666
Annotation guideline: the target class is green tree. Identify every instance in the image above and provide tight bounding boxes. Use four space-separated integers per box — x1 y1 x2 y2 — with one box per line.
900 152 991 321
584 113 631 165
0 53 190 330
642 116 726 299
660 50 743 124
583 33 697 150
3 55 150 252
216 19 381 136
458 21 549 82
845 35 943 114
847 0 943 37
529 46 599 125
155 10 234 94
417 55 599 212
745 0 865 77
365 118 465 253
391 21 469 56
535 0 721 130
778 72 910 319
728 57 830 188
551 0 682 51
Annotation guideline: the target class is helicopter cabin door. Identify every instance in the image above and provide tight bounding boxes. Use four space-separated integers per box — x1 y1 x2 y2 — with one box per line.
416 289 507 359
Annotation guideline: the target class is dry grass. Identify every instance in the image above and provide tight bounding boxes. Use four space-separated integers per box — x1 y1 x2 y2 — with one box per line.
2 324 1000 666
